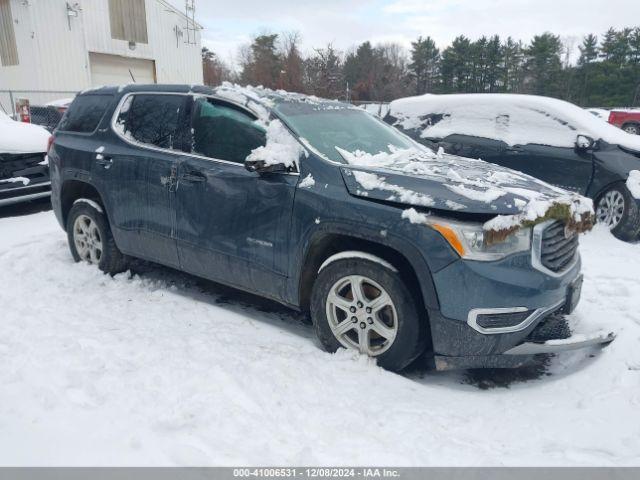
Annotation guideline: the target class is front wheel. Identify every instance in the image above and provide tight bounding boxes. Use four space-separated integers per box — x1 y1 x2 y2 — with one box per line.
595 184 640 241
310 257 426 371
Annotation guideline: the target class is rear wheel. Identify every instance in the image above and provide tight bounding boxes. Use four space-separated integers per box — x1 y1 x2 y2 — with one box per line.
66 201 128 274
622 123 640 135
595 184 640 241
310 257 426 371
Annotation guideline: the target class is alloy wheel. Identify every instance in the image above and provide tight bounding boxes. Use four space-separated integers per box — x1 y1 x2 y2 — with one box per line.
623 124 639 135
73 214 103 264
325 275 398 356
596 190 625 229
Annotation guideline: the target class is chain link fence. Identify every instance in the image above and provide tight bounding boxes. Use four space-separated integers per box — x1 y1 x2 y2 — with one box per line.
0 89 79 132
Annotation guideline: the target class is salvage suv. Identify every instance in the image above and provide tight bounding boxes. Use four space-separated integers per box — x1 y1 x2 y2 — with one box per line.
49 84 613 372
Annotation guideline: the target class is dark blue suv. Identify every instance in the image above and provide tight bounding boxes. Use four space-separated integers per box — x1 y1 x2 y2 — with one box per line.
49 84 613 372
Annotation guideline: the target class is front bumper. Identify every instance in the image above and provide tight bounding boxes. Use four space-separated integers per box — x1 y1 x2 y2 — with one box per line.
425 225 615 369
433 330 615 371
0 152 50 207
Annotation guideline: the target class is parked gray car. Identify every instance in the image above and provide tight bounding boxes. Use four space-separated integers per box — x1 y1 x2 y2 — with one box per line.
49 84 613 371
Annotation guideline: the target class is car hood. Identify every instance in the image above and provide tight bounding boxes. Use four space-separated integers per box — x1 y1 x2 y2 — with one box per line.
0 115 50 154
337 146 584 216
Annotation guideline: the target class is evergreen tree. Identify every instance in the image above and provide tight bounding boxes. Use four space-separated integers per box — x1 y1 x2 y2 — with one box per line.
409 36 440 95
524 33 563 96
578 34 599 65
600 28 617 61
485 35 503 92
240 34 282 89
502 37 524 92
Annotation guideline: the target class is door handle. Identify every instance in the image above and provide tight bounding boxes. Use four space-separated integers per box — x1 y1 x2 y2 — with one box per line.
95 154 113 168
180 171 206 183
504 146 523 153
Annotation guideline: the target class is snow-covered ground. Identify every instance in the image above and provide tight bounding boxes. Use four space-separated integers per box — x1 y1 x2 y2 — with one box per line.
0 207 639 466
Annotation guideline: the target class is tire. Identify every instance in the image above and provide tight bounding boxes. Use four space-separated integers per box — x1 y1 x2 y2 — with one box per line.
622 123 640 135
310 257 426 372
66 201 128 274
595 184 640 242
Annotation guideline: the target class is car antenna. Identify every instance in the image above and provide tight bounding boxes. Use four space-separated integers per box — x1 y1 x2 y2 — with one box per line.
128 69 137 83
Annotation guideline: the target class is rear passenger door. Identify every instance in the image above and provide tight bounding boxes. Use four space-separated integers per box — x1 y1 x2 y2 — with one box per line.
103 93 190 266
175 96 298 299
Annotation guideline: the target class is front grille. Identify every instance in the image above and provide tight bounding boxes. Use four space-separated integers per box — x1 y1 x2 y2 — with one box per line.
540 221 579 273
0 153 49 191
525 313 571 343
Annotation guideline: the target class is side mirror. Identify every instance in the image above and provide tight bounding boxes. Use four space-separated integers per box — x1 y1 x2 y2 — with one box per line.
576 134 595 151
244 159 288 174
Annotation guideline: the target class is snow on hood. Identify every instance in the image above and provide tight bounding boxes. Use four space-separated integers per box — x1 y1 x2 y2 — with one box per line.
388 93 640 152
338 145 594 235
0 113 50 154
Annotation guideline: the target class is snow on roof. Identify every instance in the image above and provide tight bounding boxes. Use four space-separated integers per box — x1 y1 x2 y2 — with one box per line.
45 98 75 108
388 93 640 151
0 114 50 154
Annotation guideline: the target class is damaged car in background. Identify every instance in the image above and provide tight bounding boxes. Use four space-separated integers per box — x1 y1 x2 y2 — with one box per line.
49 84 614 372
0 110 51 207
384 93 640 241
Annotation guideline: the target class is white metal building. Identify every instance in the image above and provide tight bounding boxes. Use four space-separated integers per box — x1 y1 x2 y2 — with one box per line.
0 0 203 109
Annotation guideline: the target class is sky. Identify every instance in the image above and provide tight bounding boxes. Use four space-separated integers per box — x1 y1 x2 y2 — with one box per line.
166 0 640 69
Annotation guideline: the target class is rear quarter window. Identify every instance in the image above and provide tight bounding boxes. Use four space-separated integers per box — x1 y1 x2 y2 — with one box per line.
114 94 188 150
57 94 113 133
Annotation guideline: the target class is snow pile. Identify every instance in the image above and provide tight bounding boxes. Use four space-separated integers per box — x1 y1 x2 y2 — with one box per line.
401 207 430 224
214 82 274 126
337 144 524 205
388 93 640 152
298 174 315 188
0 176 30 185
353 171 435 207
0 112 50 154
627 170 640 199
484 196 594 244
246 120 306 169
1 212 639 466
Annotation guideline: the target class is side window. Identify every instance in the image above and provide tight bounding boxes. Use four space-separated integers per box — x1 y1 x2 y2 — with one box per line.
115 94 186 150
58 95 112 133
497 108 577 147
191 98 266 163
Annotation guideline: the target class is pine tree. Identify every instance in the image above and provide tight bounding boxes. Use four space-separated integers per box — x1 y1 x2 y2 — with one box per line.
485 35 503 92
524 33 563 96
578 34 599 65
409 36 440 95
600 28 617 61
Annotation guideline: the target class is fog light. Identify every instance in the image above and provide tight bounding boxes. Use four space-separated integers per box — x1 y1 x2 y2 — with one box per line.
475 310 534 329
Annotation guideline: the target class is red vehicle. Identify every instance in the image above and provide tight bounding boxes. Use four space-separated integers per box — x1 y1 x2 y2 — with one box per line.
608 110 640 135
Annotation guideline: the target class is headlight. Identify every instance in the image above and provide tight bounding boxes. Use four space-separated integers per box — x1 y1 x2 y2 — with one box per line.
427 217 532 261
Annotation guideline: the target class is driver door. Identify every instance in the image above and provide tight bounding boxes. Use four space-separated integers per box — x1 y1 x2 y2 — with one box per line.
175 97 298 299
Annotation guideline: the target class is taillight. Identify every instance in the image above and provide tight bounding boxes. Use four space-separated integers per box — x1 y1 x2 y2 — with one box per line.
47 135 54 154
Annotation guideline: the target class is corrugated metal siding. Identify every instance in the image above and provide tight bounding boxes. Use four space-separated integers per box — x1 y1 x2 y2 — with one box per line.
0 0 202 93
0 0 19 66
108 0 148 44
